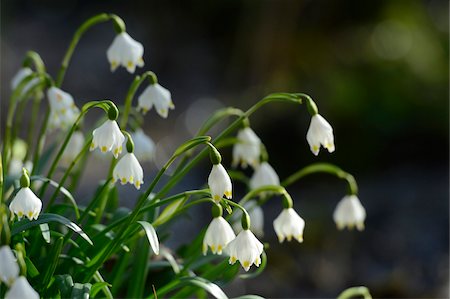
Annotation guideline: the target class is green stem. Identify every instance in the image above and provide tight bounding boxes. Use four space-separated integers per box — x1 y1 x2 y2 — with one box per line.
24 96 42 161
45 138 93 213
56 13 121 87
337 286 372 299
281 162 358 195
31 108 50 176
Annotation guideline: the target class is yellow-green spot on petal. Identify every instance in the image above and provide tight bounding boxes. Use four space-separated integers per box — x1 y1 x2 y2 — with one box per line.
217 245 223 253
129 176 134 183
229 256 237 264
90 143 95 150
121 178 127 184
127 61 133 68
213 195 221 201
243 261 251 268
18 211 23 217
101 146 107 152
224 191 232 198
313 145 319 152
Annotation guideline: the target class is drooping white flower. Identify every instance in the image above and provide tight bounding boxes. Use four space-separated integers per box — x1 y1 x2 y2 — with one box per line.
232 200 264 237
306 114 335 156
61 131 85 165
137 83 175 118
107 32 144 73
249 162 280 191
208 164 232 202
47 87 80 130
203 217 236 255
11 67 32 90
113 153 144 189
90 120 125 158
131 129 155 162
0 246 19 286
232 127 261 168
273 208 305 243
9 187 42 220
9 159 33 177
333 195 366 231
225 229 264 271
5 276 39 299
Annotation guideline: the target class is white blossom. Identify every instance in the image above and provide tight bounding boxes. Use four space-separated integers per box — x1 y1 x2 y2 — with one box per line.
333 195 366 231
232 127 261 168
225 229 264 271
131 129 155 162
47 87 80 130
0 246 19 286
137 83 175 118
273 208 305 243
306 114 335 156
5 276 39 299
113 153 144 189
90 120 125 158
107 32 144 73
203 217 236 255
11 67 40 97
9 187 42 220
9 159 33 177
232 200 264 237
61 131 85 165
208 164 232 202
249 162 280 192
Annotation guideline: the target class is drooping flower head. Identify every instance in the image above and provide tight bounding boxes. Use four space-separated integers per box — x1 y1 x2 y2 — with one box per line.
232 127 261 169
5 276 39 299
9 187 42 221
90 120 125 158
203 216 236 255
273 208 305 243
333 195 366 231
47 87 80 130
0 246 19 286
131 129 155 162
306 114 335 156
208 163 232 203
113 152 144 189
137 83 175 118
225 229 264 272
249 161 280 191
61 131 85 165
107 32 144 73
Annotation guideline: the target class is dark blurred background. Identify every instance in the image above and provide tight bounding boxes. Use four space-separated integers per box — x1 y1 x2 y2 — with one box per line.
1 0 448 298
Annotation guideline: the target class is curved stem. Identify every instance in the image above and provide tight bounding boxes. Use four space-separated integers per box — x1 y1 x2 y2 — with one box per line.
281 162 358 195
31 108 50 176
55 13 118 87
239 185 287 206
24 96 42 161
337 286 372 299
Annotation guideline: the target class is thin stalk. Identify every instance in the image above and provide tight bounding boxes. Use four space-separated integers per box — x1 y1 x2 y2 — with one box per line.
31 108 50 176
24 96 42 161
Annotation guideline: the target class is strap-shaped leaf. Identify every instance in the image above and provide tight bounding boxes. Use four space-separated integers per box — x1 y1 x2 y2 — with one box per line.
137 221 159 255
11 213 93 245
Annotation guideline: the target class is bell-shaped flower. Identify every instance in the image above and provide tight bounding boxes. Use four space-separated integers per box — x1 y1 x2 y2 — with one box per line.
333 195 366 231
131 129 155 162
208 163 232 202
47 87 80 130
273 208 305 243
249 161 280 192
232 200 264 237
9 159 33 177
232 127 261 168
90 120 125 158
0 246 19 286
107 32 144 73
113 153 144 189
203 216 236 255
306 114 335 156
225 229 264 271
11 67 40 98
61 131 85 165
9 187 42 220
5 276 39 299
137 83 175 118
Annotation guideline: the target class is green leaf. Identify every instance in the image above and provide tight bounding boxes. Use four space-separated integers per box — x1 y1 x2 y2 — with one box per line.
40 223 51 243
31 175 80 219
42 237 64 289
11 213 93 245
152 197 187 227
178 276 228 299
160 247 181 274
137 221 159 255
71 283 92 299
90 282 112 298
173 136 211 157
24 256 40 278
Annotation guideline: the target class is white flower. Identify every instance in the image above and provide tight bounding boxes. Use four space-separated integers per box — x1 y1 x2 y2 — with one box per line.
0 246 19 286
61 131 85 165
137 83 175 118
225 229 264 271
232 200 264 237
9 187 42 220
306 114 335 156
232 127 261 168
90 120 125 158
333 195 366 231
47 87 80 130
203 217 236 255
9 159 33 177
107 32 144 73
208 164 232 202
273 208 305 243
249 162 280 191
5 276 39 299
113 153 144 189
11 67 32 90
131 129 155 162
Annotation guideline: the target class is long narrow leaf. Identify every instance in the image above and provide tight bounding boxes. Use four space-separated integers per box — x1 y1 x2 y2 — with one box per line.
11 213 93 245
137 221 159 255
